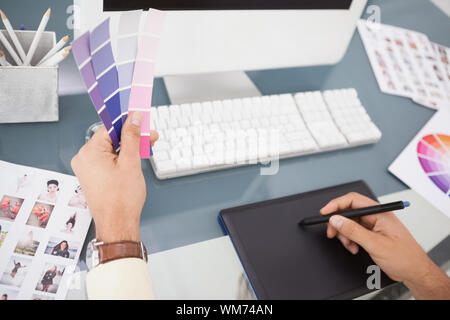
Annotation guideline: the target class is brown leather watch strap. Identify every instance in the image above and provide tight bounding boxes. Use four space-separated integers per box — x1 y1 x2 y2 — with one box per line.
97 241 148 265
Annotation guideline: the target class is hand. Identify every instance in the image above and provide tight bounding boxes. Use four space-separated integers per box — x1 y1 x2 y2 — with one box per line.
71 112 158 243
321 192 450 299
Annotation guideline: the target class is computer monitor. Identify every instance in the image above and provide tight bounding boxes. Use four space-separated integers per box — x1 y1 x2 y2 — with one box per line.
74 0 367 103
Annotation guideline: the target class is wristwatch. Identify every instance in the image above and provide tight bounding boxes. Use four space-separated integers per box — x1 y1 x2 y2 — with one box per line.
86 239 148 270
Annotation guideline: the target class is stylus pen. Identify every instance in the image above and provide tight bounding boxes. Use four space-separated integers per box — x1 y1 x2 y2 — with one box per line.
298 201 410 226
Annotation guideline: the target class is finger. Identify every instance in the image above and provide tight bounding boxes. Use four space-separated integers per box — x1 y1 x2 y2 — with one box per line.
119 111 142 166
320 192 379 215
329 216 377 240
329 215 377 252
337 234 359 255
150 130 159 147
321 192 382 232
327 223 338 238
358 215 379 230
86 125 113 153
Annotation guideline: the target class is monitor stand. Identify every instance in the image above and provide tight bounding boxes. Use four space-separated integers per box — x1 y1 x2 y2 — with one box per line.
163 71 262 105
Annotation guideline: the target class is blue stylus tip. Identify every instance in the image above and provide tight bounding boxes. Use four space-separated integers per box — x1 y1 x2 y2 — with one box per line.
403 201 410 208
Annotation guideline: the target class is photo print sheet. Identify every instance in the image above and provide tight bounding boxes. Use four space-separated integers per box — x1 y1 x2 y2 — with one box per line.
0 161 92 300
357 20 450 109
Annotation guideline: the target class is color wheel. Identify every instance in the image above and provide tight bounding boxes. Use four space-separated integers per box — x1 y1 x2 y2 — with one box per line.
417 134 450 197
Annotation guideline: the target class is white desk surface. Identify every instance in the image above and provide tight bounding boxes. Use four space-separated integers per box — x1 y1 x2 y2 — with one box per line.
67 188 450 300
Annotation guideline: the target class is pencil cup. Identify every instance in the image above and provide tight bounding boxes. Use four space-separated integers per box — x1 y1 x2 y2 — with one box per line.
0 30 58 123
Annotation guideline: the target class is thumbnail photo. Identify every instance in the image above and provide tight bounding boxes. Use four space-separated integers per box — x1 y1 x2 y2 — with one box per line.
14 230 41 256
0 195 24 222
26 202 54 229
61 211 78 234
67 185 87 209
32 293 54 300
35 263 65 294
0 222 10 248
15 173 34 194
0 256 32 288
57 209 91 237
0 286 19 300
44 237 80 260
37 179 61 204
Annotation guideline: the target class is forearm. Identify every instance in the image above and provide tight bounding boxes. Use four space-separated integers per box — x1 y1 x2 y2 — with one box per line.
86 258 155 300
404 258 450 300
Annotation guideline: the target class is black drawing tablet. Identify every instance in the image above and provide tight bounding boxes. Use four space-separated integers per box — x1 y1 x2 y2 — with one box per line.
219 180 395 299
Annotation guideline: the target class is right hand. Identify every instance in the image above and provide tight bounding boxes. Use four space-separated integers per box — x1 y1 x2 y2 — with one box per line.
320 192 436 287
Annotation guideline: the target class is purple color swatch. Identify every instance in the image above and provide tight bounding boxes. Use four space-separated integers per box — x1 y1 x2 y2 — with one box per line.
97 67 119 99
80 65 96 89
71 32 90 64
118 62 135 121
429 174 450 195
106 93 123 134
91 43 115 76
72 31 120 151
91 19 123 141
90 19 110 51
118 62 135 88
418 156 448 173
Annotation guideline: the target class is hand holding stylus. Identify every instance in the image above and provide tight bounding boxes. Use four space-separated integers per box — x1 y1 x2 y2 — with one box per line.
320 192 450 299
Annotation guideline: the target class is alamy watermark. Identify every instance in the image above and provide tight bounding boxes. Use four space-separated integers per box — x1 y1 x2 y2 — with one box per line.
366 265 381 290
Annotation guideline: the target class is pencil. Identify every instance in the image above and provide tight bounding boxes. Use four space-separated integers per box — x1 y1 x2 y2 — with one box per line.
23 8 50 66
0 9 26 62
37 35 69 66
298 201 410 226
0 49 11 66
39 46 70 67
0 28 22 65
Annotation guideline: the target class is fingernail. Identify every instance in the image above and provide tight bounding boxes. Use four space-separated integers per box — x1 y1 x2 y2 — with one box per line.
131 111 142 126
330 216 343 230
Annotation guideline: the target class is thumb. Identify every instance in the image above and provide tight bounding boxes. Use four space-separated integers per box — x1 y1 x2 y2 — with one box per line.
329 215 377 253
119 111 142 165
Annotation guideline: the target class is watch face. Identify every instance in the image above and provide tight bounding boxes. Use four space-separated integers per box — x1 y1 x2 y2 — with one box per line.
86 240 99 270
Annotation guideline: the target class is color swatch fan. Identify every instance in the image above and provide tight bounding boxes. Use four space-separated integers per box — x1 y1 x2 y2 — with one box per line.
389 109 450 217
417 134 450 196
71 9 165 158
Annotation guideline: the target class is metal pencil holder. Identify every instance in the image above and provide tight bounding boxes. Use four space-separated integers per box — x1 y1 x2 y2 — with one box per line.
0 29 58 123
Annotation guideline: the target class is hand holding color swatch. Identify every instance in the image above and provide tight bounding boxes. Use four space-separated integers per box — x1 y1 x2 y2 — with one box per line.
71 9 165 158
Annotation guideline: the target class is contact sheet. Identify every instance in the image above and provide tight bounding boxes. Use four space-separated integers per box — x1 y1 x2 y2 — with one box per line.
0 161 92 300
358 20 450 109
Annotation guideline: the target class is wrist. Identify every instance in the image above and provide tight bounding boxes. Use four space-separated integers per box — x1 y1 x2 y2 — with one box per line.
404 256 449 299
95 223 140 243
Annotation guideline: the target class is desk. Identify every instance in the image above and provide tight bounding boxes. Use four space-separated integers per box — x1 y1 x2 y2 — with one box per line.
1 0 449 257
65 189 450 300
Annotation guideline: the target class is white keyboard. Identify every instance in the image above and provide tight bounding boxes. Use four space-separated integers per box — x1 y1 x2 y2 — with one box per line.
150 88 381 179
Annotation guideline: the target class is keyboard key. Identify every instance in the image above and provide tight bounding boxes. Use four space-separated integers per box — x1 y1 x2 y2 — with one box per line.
154 160 176 175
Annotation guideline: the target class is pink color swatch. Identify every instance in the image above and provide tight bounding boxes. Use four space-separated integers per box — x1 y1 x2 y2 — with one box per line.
128 9 166 158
